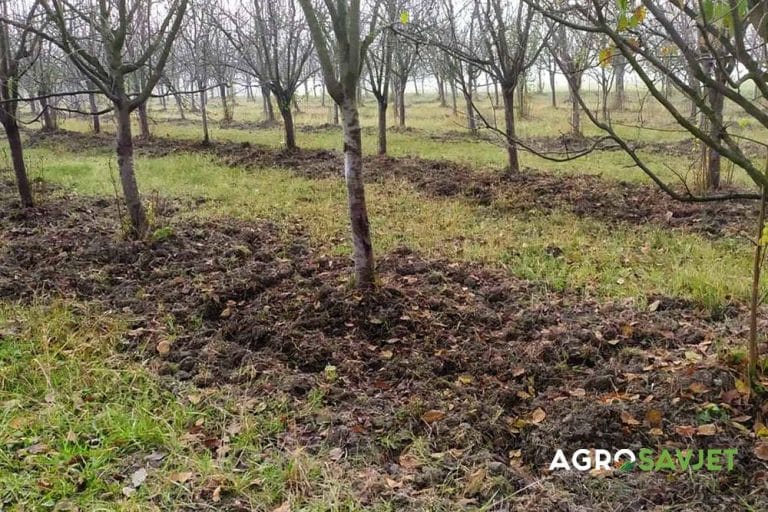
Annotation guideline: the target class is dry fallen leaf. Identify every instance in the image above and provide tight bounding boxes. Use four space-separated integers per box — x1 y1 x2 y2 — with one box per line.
421 409 446 424
675 425 697 436
131 467 148 488
530 408 546 424
170 471 194 484
463 468 486 496
645 409 663 427
272 501 290 512
156 340 171 354
620 410 640 426
328 447 344 461
755 442 768 461
696 424 717 436
65 430 78 443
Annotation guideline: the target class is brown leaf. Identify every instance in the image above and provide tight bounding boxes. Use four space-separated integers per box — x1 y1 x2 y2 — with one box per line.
645 409 663 427
755 442 768 461
26 443 49 455
688 382 708 394
328 447 344 461
65 431 78 443
620 411 640 426
212 485 222 503
272 501 290 512
530 408 546 424
696 424 717 436
156 340 171 355
421 409 446 424
463 468 486 496
675 425 697 436
170 471 194 484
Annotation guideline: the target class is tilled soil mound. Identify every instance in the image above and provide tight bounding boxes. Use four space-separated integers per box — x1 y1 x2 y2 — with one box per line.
1 179 766 510
28 129 758 238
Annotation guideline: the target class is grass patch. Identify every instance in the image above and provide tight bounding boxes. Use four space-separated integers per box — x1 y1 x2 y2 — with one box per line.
0 302 379 511
15 150 755 310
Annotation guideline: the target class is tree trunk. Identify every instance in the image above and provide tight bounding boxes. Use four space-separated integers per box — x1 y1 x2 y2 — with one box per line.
397 83 405 127
3 119 33 207
200 82 210 145
89 92 101 133
412 76 419 95
137 101 150 139
450 80 458 115
502 85 520 172
333 103 339 125
341 97 375 288
377 98 387 155
437 75 446 107
220 82 232 122
748 184 766 383
39 95 56 131
115 105 148 238
464 91 476 133
708 84 724 190
613 55 626 110
278 96 297 150
569 77 581 136
549 63 557 108
262 85 276 124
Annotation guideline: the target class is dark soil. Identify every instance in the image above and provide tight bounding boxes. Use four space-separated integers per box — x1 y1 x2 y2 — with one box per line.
28 129 759 238
1 179 766 510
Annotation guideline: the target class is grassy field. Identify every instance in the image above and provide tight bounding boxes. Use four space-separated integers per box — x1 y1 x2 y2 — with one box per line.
1 91 767 510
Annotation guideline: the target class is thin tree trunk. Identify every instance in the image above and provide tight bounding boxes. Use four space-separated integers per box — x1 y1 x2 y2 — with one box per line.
341 97 374 288
749 183 766 383
450 80 457 115
200 81 210 145
613 56 626 110
502 85 520 172
137 101 150 139
333 103 339 125
377 98 387 155
39 95 56 131
220 82 232 122
262 85 276 124
549 63 557 108
89 92 101 133
464 91 476 133
437 75 446 107
397 83 405 127
115 105 148 238
4 119 33 207
278 95 297 150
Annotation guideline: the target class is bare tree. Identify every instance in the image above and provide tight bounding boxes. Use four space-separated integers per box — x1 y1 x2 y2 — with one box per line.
297 0 381 289
0 0 39 207
14 0 189 237
222 0 314 150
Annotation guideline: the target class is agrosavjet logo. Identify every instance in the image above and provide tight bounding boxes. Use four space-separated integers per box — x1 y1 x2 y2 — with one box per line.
549 448 738 472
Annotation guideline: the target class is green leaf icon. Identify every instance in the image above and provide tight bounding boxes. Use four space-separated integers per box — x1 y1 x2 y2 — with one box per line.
400 10 409 24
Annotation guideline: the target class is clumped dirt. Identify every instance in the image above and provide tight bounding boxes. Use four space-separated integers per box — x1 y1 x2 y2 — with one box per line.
28 129 759 238
1 179 766 510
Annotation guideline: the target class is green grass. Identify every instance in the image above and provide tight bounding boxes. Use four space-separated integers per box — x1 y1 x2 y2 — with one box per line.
13 149 755 310
38 91 762 187
0 302 381 511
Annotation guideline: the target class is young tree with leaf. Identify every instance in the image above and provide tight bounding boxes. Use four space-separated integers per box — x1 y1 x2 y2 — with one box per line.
525 0 768 383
